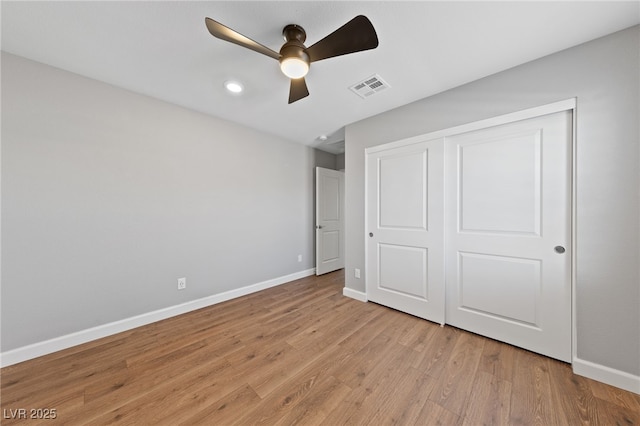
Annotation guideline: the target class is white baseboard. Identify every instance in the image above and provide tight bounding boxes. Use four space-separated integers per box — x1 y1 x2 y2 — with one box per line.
0 268 316 368
343 287 367 302
573 357 640 394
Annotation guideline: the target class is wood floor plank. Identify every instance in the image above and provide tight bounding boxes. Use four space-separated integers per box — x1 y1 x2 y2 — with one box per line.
272 375 352 426
589 392 640 425
178 384 261 426
320 342 420 425
509 348 564 425
398 320 438 353
231 366 334 426
428 330 486 416
461 370 512 426
85 359 238 425
415 400 463 425
332 332 398 389
237 341 354 426
243 342 322 399
411 324 460 379
477 336 516 382
1 358 127 407
359 367 438 425
589 376 640 412
284 298 365 350
547 359 596 425
2 269 638 425
72 343 234 424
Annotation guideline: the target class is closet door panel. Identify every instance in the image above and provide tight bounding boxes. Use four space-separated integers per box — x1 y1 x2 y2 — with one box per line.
446 111 572 362
366 138 445 324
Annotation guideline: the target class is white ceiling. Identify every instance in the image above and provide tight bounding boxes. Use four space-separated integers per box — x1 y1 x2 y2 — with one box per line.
2 1 639 154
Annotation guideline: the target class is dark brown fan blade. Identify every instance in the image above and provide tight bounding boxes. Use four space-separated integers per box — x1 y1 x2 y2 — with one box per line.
289 78 309 104
306 15 378 63
205 17 280 60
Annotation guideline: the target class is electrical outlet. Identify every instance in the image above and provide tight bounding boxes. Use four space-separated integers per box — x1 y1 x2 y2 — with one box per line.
355 268 361 279
177 277 186 290
297 254 302 262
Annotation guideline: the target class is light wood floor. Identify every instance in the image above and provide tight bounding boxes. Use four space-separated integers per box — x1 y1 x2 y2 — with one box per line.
2 270 639 425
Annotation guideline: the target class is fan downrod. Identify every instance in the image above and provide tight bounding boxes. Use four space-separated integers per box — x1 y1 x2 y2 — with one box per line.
282 24 306 43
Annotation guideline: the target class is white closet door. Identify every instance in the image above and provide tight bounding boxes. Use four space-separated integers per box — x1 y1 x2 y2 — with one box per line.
366 138 445 324
445 111 572 362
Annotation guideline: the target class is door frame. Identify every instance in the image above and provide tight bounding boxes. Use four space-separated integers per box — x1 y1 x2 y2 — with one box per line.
364 98 577 362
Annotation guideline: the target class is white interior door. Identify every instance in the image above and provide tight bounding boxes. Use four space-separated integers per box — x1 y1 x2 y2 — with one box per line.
445 111 572 362
366 138 445 324
316 167 345 275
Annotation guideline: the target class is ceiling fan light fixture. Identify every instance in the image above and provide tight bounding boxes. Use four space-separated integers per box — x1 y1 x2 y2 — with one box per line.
206 15 378 103
280 57 309 79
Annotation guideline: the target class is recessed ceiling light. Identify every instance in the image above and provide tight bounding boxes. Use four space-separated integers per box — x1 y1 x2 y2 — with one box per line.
318 135 328 141
224 80 244 94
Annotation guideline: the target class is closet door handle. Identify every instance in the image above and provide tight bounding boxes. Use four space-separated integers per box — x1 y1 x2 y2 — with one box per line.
554 246 566 254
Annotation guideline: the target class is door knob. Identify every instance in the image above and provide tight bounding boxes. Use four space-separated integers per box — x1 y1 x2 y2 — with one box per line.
316 225 323 229
554 246 566 254
369 232 374 237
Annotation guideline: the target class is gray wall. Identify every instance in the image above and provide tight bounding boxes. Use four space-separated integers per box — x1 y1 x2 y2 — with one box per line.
314 150 338 170
336 153 345 171
345 26 640 375
1 52 324 351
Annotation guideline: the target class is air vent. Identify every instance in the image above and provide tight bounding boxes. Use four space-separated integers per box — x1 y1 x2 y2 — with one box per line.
349 74 390 99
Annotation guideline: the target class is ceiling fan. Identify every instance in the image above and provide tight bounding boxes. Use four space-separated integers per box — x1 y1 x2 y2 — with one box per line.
205 15 379 104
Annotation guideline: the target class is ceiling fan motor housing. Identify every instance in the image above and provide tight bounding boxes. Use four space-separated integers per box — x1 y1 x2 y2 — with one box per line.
280 24 310 67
